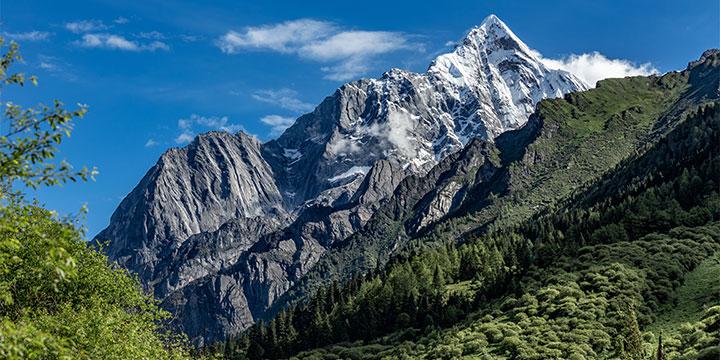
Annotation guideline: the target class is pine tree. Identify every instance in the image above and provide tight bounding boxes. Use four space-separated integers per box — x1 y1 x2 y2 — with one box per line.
656 329 665 360
207 340 217 357
235 334 249 358
617 302 643 360
224 334 235 359
432 264 445 289
246 340 264 360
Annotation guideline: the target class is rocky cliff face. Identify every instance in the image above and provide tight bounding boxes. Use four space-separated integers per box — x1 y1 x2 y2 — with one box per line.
98 131 288 283
96 15 588 343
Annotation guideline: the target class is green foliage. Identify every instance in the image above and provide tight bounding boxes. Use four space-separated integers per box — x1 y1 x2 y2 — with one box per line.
278 221 720 360
617 303 644 360
0 38 198 359
0 39 96 191
0 203 191 359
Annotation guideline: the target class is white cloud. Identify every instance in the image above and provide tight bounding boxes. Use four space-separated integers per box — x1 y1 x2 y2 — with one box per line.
139 31 165 39
38 55 61 71
251 88 314 113
300 31 407 60
444 40 455 47
217 19 335 53
326 108 418 158
34 55 78 81
144 41 170 51
4 31 52 41
76 33 169 52
144 139 157 147
320 58 370 81
385 110 417 159
65 20 109 34
196 115 244 133
39 62 56 70
103 34 137 50
114 17 130 24
534 50 658 87
175 132 194 144
180 34 201 42
328 136 360 155
175 114 245 144
216 19 413 81
260 115 295 136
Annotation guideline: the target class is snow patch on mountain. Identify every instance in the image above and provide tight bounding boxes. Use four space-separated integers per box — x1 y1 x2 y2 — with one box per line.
329 166 371 182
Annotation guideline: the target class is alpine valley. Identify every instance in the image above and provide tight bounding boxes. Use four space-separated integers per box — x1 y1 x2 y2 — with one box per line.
96 14 587 341
95 14 720 360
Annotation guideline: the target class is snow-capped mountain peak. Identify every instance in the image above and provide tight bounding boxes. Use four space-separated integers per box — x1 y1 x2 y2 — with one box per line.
475 14 528 50
99 15 591 342
267 15 589 209
426 15 588 141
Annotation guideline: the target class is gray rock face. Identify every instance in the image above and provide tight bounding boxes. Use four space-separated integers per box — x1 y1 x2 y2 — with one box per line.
688 49 720 69
96 15 588 343
98 131 286 283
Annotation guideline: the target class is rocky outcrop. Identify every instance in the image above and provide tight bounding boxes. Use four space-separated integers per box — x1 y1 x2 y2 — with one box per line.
97 131 285 283
688 48 720 69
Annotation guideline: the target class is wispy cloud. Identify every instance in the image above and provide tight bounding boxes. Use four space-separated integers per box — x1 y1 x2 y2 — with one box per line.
114 17 130 24
300 31 408 60
76 33 169 52
216 19 413 81
250 88 314 113
175 114 245 144
39 62 57 71
37 54 62 71
260 115 295 136
3 31 52 41
138 31 165 40
180 34 202 42
217 19 334 53
65 20 109 34
34 54 79 81
144 139 157 147
533 50 658 87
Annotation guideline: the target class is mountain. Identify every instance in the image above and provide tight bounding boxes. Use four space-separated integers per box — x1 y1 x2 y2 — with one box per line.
96 15 588 343
206 51 720 360
269 49 720 318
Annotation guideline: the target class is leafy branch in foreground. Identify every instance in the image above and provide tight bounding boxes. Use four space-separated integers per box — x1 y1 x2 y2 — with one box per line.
0 38 96 192
0 38 202 359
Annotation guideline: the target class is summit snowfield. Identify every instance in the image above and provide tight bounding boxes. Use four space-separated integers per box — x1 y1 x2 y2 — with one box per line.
97 15 588 342
429 14 589 140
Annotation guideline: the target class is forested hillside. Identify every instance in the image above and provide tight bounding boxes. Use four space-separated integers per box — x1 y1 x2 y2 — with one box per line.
200 54 720 359
272 50 720 318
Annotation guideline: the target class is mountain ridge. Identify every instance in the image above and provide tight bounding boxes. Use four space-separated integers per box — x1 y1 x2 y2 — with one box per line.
269 50 720 320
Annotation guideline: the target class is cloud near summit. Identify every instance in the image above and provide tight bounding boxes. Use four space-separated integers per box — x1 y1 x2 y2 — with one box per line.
532 50 657 87
175 114 245 144
216 19 413 81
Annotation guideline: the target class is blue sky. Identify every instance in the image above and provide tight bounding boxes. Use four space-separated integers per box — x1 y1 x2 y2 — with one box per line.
2 0 717 238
